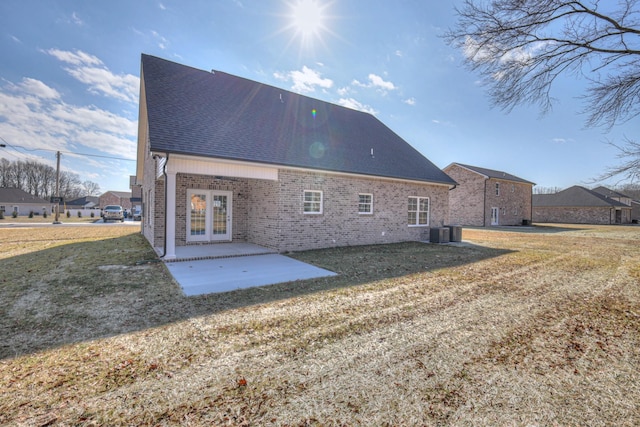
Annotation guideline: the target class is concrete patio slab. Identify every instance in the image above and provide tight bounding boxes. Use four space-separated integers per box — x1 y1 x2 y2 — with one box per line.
166 253 337 296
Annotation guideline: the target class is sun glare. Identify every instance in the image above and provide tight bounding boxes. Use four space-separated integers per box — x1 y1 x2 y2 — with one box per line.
289 0 329 45
292 0 323 35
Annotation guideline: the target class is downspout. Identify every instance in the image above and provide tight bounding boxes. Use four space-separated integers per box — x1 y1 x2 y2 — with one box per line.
160 153 170 258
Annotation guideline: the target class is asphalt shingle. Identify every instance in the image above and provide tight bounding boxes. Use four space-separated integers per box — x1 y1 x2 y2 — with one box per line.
141 54 455 186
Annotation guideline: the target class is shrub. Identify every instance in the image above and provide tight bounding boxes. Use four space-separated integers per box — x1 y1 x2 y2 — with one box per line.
12 211 18 218
90 212 95 218
66 210 71 218
0 210 4 219
43 211 47 218
29 211 34 218
77 211 82 218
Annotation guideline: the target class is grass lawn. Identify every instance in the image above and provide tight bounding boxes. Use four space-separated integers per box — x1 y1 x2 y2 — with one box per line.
1 224 639 425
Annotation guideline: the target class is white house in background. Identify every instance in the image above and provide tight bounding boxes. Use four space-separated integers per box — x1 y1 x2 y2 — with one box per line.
0 188 52 216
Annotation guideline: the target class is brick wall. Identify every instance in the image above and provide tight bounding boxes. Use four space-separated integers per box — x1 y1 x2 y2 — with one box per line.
271 169 449 252
484 179 532 226
446 164 532 226
446 165 485 226
146 166 450 253
533 206 630 224
99 192 132 210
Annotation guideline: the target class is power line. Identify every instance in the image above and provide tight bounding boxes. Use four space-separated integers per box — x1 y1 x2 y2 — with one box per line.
0 136 135 162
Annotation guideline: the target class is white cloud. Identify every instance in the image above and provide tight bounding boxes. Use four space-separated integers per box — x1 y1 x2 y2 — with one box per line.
71 12 84 26
403 97 416 106
0 77 137 155
274 66 333 93
151 30 169 50
0 72 137 190
338 98 377 115
352 74 397 92
18 78 60 99
46 48 103 66
45 49 139 103
159 3 167 10
551 137 575 144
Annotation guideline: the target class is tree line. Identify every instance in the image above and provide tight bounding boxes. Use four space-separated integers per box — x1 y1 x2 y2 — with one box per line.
0 157 101 201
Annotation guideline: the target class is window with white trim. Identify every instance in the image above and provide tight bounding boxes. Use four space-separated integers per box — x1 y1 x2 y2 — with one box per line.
408 196 429 226
303 190 323 214
358 193 373 214
495 182 500 196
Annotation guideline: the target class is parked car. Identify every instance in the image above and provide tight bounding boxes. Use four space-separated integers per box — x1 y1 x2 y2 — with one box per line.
132 208 142 221
102 205 124 222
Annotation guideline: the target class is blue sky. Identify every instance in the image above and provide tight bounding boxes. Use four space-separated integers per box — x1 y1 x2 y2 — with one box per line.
0 0 636 193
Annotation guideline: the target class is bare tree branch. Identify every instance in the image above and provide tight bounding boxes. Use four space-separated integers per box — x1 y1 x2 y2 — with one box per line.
444 0 640 182
444 0 640 126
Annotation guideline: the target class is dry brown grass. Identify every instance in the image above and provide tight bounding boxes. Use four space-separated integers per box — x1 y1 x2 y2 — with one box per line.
1 223 639 426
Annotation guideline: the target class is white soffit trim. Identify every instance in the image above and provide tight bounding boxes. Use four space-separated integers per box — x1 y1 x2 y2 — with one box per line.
167 155 278 181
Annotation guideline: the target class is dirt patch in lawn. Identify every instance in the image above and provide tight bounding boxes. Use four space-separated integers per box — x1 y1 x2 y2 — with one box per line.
1 224 639 426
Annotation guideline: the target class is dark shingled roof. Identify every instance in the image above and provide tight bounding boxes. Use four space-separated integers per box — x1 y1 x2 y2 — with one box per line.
0 188 50 204
141 54 455 186
451 163 535 185
591 186 632 199
532 186 630 207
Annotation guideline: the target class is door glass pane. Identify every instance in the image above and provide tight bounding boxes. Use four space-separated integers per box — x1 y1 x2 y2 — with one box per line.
190 194 206 235
212 195 227 235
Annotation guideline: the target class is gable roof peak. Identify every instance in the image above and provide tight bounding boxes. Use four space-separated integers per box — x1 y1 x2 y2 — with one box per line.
447 162 535 185
140 54 456 186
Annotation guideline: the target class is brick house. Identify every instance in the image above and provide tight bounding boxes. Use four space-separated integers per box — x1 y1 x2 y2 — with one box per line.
533 185 632 224
135 54 456 259
99 191 132 211
443 163 535 226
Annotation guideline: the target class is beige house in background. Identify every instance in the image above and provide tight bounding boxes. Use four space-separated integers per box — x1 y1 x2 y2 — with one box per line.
444 163 535 227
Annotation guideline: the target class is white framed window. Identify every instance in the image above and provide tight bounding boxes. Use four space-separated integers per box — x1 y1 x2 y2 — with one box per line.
303 190 323 214
358 193 373 214
495 183 500 196
408 196 429 226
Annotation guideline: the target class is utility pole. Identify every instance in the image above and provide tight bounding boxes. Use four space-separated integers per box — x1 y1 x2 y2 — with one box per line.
53 151 61 224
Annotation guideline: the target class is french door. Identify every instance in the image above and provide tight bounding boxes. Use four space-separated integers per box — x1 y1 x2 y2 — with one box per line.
187 190 232 242
490 207 499 226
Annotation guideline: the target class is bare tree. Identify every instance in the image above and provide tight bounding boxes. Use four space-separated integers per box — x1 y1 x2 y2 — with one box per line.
82 180 101 197
0 157 100 199
445 0 640 180
533 186 564 194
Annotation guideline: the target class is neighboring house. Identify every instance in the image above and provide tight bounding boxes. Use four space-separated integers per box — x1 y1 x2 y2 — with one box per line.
99 191 132 210
129 176 142 215
532 185 632 224
66 196 99 209
443 163 535 227
0 187 52 216
135 54 457 258
591 186 640 222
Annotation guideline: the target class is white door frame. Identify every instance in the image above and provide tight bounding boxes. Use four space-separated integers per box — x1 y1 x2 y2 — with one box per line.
186 189 232 242
491 207 499 226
